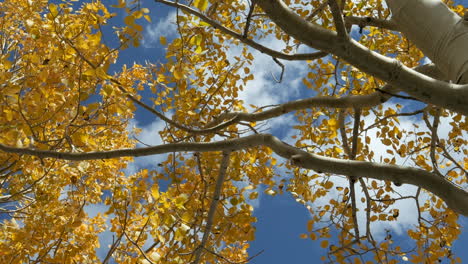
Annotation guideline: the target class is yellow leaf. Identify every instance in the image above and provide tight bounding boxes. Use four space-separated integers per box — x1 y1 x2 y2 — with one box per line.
111 0 126 8
134 24 143 32
175 227 186 241
16 139 23 148
133 10 143 19
149 252 161 262
96 67 109 79
173 68 183 80
49 3 58 17
193 0 209 11
3 109 13 122
199 20 210 27
160 36 167 45
151 185 160 200
157 233 166 244
249 192 258 199
124 15 135 26
382 138 392 146
307 220 314 232
83 68 96 77
320 240 329 248
323 181 333 189
300 233 308 239
328 118 338 129
230 197 238 205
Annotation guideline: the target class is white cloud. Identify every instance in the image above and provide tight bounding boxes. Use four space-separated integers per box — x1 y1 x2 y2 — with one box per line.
142 11 177 48
222 35 319 140
124 118 168 175
234 37 312 109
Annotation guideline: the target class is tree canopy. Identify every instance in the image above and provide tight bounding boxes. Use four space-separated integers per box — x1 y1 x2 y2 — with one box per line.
0 0 467 263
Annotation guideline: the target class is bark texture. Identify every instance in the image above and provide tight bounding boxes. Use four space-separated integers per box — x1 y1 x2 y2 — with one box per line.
387 0 468 83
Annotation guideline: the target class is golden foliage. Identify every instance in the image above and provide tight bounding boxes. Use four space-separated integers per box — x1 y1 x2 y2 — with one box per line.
0 0 466 263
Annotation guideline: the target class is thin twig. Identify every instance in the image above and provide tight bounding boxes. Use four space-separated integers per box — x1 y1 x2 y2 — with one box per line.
306 1 328 21
155 0 328 61
374 88 420 101
243 1 256 38
111 78 241 134
338 109 351 157
428 108 442 176
271 57 284 83
192 151 231 264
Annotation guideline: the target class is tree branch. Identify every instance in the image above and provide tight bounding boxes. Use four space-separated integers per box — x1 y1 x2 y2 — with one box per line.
111 78 241 134
255 0 468 115
243 1 256 38
208 64 442 126
328 0 348 39
192 151 231 264
154 0 328 61
1 134 467 215
210 85 396 125
344 16 399 31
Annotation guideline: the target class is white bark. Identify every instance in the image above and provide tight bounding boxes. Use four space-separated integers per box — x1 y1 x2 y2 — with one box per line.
1 134 467 216
210 64 442 124
255 0 468 115
386 0 468 83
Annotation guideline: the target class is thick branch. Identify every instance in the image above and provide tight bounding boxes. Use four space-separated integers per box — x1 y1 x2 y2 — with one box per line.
255 0 468 115
155 0 328 61
344 16 399 31
328 0 348 39
211 85 396 125
1 134 467 215
208 64 441 127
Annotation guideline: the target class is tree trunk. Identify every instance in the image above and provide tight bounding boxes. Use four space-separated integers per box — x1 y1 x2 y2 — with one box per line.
386 0 468 83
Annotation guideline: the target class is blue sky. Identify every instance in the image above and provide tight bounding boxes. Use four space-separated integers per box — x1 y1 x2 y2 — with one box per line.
81 0 468 263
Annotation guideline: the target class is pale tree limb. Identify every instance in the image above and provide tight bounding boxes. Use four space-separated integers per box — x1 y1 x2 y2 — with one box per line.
154 0 328 61
338 108 361 242
210 85 397 125
255 0 468 115
0 134 467 215
192 151 231 264
427 108 443 176
328 0 348 39
344 16 399 31
338 109 352 156
209 64 443 126
348 108 361 239
340 110 378 242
